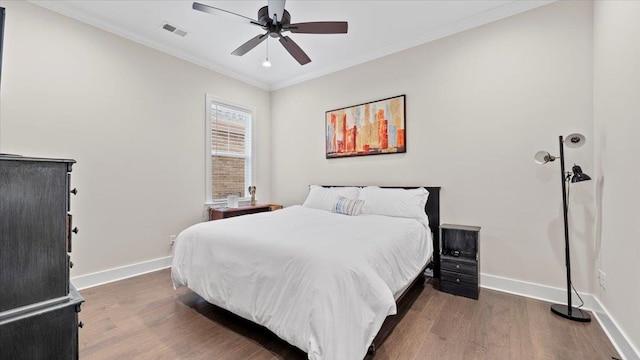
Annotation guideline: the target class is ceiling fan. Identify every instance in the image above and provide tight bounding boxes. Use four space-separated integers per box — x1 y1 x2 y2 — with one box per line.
192 0 348 65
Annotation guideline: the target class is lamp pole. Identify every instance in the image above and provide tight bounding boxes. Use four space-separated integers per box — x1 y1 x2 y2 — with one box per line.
559 135 573 314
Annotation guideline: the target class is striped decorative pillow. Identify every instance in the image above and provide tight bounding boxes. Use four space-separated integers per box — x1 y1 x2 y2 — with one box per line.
332 196 365 216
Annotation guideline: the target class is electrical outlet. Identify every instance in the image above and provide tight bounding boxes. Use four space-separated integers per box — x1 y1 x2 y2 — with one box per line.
598 269 606 290
170 235 177 246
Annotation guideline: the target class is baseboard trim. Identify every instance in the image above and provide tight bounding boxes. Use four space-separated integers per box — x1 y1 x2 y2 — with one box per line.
481 273 639 360
480 273 595 309
590 297 640 360
71 256 173 290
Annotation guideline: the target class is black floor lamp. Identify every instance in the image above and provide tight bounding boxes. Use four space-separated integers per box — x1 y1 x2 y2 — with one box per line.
535 133 592 322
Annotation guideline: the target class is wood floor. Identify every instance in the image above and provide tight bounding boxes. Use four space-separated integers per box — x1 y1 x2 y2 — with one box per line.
78 269 619 360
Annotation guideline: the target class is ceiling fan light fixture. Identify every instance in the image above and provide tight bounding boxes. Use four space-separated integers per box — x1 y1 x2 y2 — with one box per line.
262 38 272 67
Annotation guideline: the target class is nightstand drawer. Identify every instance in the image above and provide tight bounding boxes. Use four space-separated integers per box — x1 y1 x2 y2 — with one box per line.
440 281 479 300
441 270 477 286
441 259 477 276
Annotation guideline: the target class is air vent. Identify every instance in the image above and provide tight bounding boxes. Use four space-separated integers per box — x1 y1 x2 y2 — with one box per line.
161 22 188 37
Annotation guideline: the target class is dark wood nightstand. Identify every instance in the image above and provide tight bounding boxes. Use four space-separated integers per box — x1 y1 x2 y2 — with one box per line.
439 224 480 300
208 204 281 221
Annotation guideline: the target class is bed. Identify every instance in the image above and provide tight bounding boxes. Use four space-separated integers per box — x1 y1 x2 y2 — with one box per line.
171 186 441 360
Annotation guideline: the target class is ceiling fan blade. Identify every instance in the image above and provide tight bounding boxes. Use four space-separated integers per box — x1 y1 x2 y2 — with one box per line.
279 36 311 65
267 0 286 23
231 33 268 56
193 2 262 27
285 22 348 34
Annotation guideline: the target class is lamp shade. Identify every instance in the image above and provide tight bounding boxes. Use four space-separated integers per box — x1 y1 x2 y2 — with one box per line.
571 164 591 183
535 151 556 164
564 133 586 148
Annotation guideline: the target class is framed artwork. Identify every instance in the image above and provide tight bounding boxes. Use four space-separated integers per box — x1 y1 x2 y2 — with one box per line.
325 95 406 158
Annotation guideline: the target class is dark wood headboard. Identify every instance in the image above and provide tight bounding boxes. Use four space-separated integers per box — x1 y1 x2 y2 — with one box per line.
319 186 441 278
424 186 441 278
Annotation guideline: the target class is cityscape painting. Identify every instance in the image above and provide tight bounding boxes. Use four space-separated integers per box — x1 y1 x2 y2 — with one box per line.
326 95 406 158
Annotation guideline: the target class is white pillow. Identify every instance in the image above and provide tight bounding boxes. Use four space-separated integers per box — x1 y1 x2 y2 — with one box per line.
302 185 360 212
359 186 429 221
332 196 365 216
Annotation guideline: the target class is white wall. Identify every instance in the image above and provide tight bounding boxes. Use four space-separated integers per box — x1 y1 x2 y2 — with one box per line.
0 1 271 277
271 1 594 292
593 1 640 355
1 0 637 355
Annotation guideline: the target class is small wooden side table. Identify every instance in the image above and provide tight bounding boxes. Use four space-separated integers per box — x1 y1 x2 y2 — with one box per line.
209 204 282 221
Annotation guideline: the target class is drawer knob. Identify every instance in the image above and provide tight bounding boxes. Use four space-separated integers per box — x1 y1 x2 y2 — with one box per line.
70 188 78 195
72 227 79 234
456 278 461 283
78 321 84 328
456 264 460 269
70 261 74 269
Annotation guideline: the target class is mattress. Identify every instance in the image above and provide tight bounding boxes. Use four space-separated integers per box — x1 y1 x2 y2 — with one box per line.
171 205 432 360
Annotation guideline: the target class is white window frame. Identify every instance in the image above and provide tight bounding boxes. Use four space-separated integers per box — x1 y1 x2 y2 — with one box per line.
205 94 255 206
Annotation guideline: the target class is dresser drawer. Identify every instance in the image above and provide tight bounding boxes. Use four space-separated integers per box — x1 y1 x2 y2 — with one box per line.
0 292 82 360
441 270 478 286
0 160 71 312
441 258 477 276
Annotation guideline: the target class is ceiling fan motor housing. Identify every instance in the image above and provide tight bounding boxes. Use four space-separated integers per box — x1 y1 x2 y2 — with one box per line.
258 6 291 29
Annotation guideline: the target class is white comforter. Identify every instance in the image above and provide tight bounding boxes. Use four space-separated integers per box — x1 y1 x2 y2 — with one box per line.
171 205 432 360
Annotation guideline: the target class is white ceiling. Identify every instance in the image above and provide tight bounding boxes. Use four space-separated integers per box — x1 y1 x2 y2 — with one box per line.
31 0 554 90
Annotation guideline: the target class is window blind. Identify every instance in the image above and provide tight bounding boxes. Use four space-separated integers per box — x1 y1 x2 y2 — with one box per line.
210 102 252 201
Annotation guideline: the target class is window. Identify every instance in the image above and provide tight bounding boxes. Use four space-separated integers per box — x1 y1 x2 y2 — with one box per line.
205 95 253 203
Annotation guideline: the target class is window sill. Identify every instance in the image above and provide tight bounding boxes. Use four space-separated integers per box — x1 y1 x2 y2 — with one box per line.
205 198 252 209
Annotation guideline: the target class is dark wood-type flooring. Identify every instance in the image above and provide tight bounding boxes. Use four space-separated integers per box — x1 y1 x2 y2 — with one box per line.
78 269 620 359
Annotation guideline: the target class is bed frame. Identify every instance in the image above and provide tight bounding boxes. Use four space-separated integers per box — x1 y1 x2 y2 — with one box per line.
321 186 441 358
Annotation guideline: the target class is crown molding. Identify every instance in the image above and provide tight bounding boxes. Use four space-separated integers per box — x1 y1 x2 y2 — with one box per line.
30 1 555 91
29 1 270 91
270 0 556 90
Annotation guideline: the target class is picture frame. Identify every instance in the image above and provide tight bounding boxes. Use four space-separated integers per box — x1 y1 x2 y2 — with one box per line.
0 7 6 86
325 95 406 158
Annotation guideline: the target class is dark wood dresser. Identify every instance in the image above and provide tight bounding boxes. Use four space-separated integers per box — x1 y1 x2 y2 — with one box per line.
0 155 83 359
